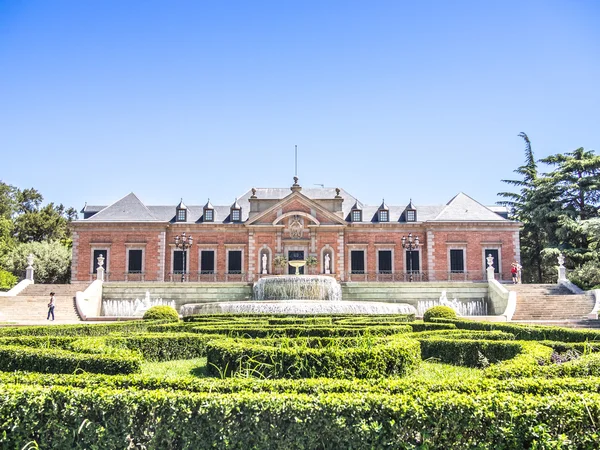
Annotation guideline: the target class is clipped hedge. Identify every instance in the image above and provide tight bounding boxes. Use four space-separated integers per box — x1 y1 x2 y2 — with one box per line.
418 338 523 367
484 342 555 379
190 324 413 338
142 305 180 322
433 318 600 343
206 336 421 378
0 321 155 337
423 305 457 322
106 332 219 361
0 386 599 449
0 345 142 375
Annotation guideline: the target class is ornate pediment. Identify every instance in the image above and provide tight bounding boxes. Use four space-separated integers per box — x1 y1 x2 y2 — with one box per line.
245 191 348 227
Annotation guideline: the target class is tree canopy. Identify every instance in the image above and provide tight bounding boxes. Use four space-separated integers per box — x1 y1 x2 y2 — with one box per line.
499 137 600 286
0 181 76 284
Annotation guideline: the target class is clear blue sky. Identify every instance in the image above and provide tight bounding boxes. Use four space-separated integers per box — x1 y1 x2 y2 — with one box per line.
1 0 598 212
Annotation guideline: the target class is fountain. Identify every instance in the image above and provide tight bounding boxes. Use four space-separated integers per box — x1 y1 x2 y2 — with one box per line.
254 275 342 301
181 274 417 316
416 291 488 316
288 259 306 275
102 291 176 317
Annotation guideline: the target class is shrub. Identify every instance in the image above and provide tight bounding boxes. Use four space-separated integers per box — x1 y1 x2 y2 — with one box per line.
143 305 179 322
0 345 142 375
3 240 71 284
569 260 600 290
206 335 421 379
423 306 457 322
0 269 17 291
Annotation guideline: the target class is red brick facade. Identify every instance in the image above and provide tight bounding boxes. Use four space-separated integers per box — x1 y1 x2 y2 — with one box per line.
71 188 520 282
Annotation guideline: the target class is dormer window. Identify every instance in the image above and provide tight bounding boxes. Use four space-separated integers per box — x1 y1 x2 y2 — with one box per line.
378 199 389 222
230 199 241 222
404 199 417 222
176 199 187 222
203 199 214 222
351 201 362 222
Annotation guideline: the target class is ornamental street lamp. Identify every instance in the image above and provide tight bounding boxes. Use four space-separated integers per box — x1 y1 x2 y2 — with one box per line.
401 233 420 282
174 232 193 282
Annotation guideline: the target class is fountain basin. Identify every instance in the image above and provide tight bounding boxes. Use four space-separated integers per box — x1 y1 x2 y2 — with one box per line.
253 275 342 301
180 300 417 316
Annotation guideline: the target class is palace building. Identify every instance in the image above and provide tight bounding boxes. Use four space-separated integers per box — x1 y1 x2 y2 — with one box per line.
70 178 520 283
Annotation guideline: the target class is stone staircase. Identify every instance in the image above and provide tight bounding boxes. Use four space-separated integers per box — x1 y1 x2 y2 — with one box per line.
507 284 595 321
0 284 87 322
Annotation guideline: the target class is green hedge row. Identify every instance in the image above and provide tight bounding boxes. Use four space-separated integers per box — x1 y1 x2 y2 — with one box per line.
434 318 600 343
190 324 413 338
106 332 219 361
5 370 600 397
0 321 156 337
484 342 555 379
206 336 421 378
418 338 523 367
0 345 142 375
1 385 599 449
413 330 515 340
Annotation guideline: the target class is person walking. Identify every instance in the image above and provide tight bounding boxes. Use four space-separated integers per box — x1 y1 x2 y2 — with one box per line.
511 263 519 284
47 292 55 321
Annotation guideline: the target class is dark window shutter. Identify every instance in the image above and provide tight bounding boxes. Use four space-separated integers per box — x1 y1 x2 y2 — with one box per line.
405 251 420 272
93 250 108 273
201 251 215 273
228 251 242 273
128 250 143 272
484 249 500 273
351 250 365 273
450 250 464 272
378 250 392 273
173 250 186 273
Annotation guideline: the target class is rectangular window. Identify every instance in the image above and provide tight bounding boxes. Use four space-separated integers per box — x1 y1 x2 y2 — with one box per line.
173 250 186 273
379 210 388 222
406 210 415 222
405 251 420 272
450 249 465 272
204 209 213 222
352 210 362 222
93 249 108 274
484 249 500 273
351 250 365 274
231 209 240 222
128 249 143 273
378 250 392 273
177 209 186 222
200 250 215 274
228 250 242 273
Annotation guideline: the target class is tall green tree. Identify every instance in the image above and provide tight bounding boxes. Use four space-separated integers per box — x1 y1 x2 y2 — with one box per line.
497 133 556 282
539 148 600 266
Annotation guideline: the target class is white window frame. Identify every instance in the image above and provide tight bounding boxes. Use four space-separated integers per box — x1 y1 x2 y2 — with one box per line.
125 244 146 274
90 244 111 275
198 247 217 274
376 247 395 273
226 247 244 274
448 246 467 273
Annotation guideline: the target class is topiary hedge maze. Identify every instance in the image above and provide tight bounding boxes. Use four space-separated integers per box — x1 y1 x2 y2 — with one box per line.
2 314 600 448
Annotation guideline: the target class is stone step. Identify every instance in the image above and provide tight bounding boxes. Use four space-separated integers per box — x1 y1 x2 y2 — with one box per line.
0 296 81 321
18 283 89 297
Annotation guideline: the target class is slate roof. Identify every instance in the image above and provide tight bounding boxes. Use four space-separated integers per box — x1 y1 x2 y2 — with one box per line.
77 187 510 224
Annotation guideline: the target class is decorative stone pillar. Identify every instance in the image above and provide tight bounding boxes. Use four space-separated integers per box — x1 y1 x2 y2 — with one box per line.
486 254 495 281
557 253 567 282
96 254 105 282
25 254 35 283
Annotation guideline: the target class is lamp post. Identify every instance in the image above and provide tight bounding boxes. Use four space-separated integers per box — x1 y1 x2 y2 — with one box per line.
174 232 193 282
401 233 420 282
